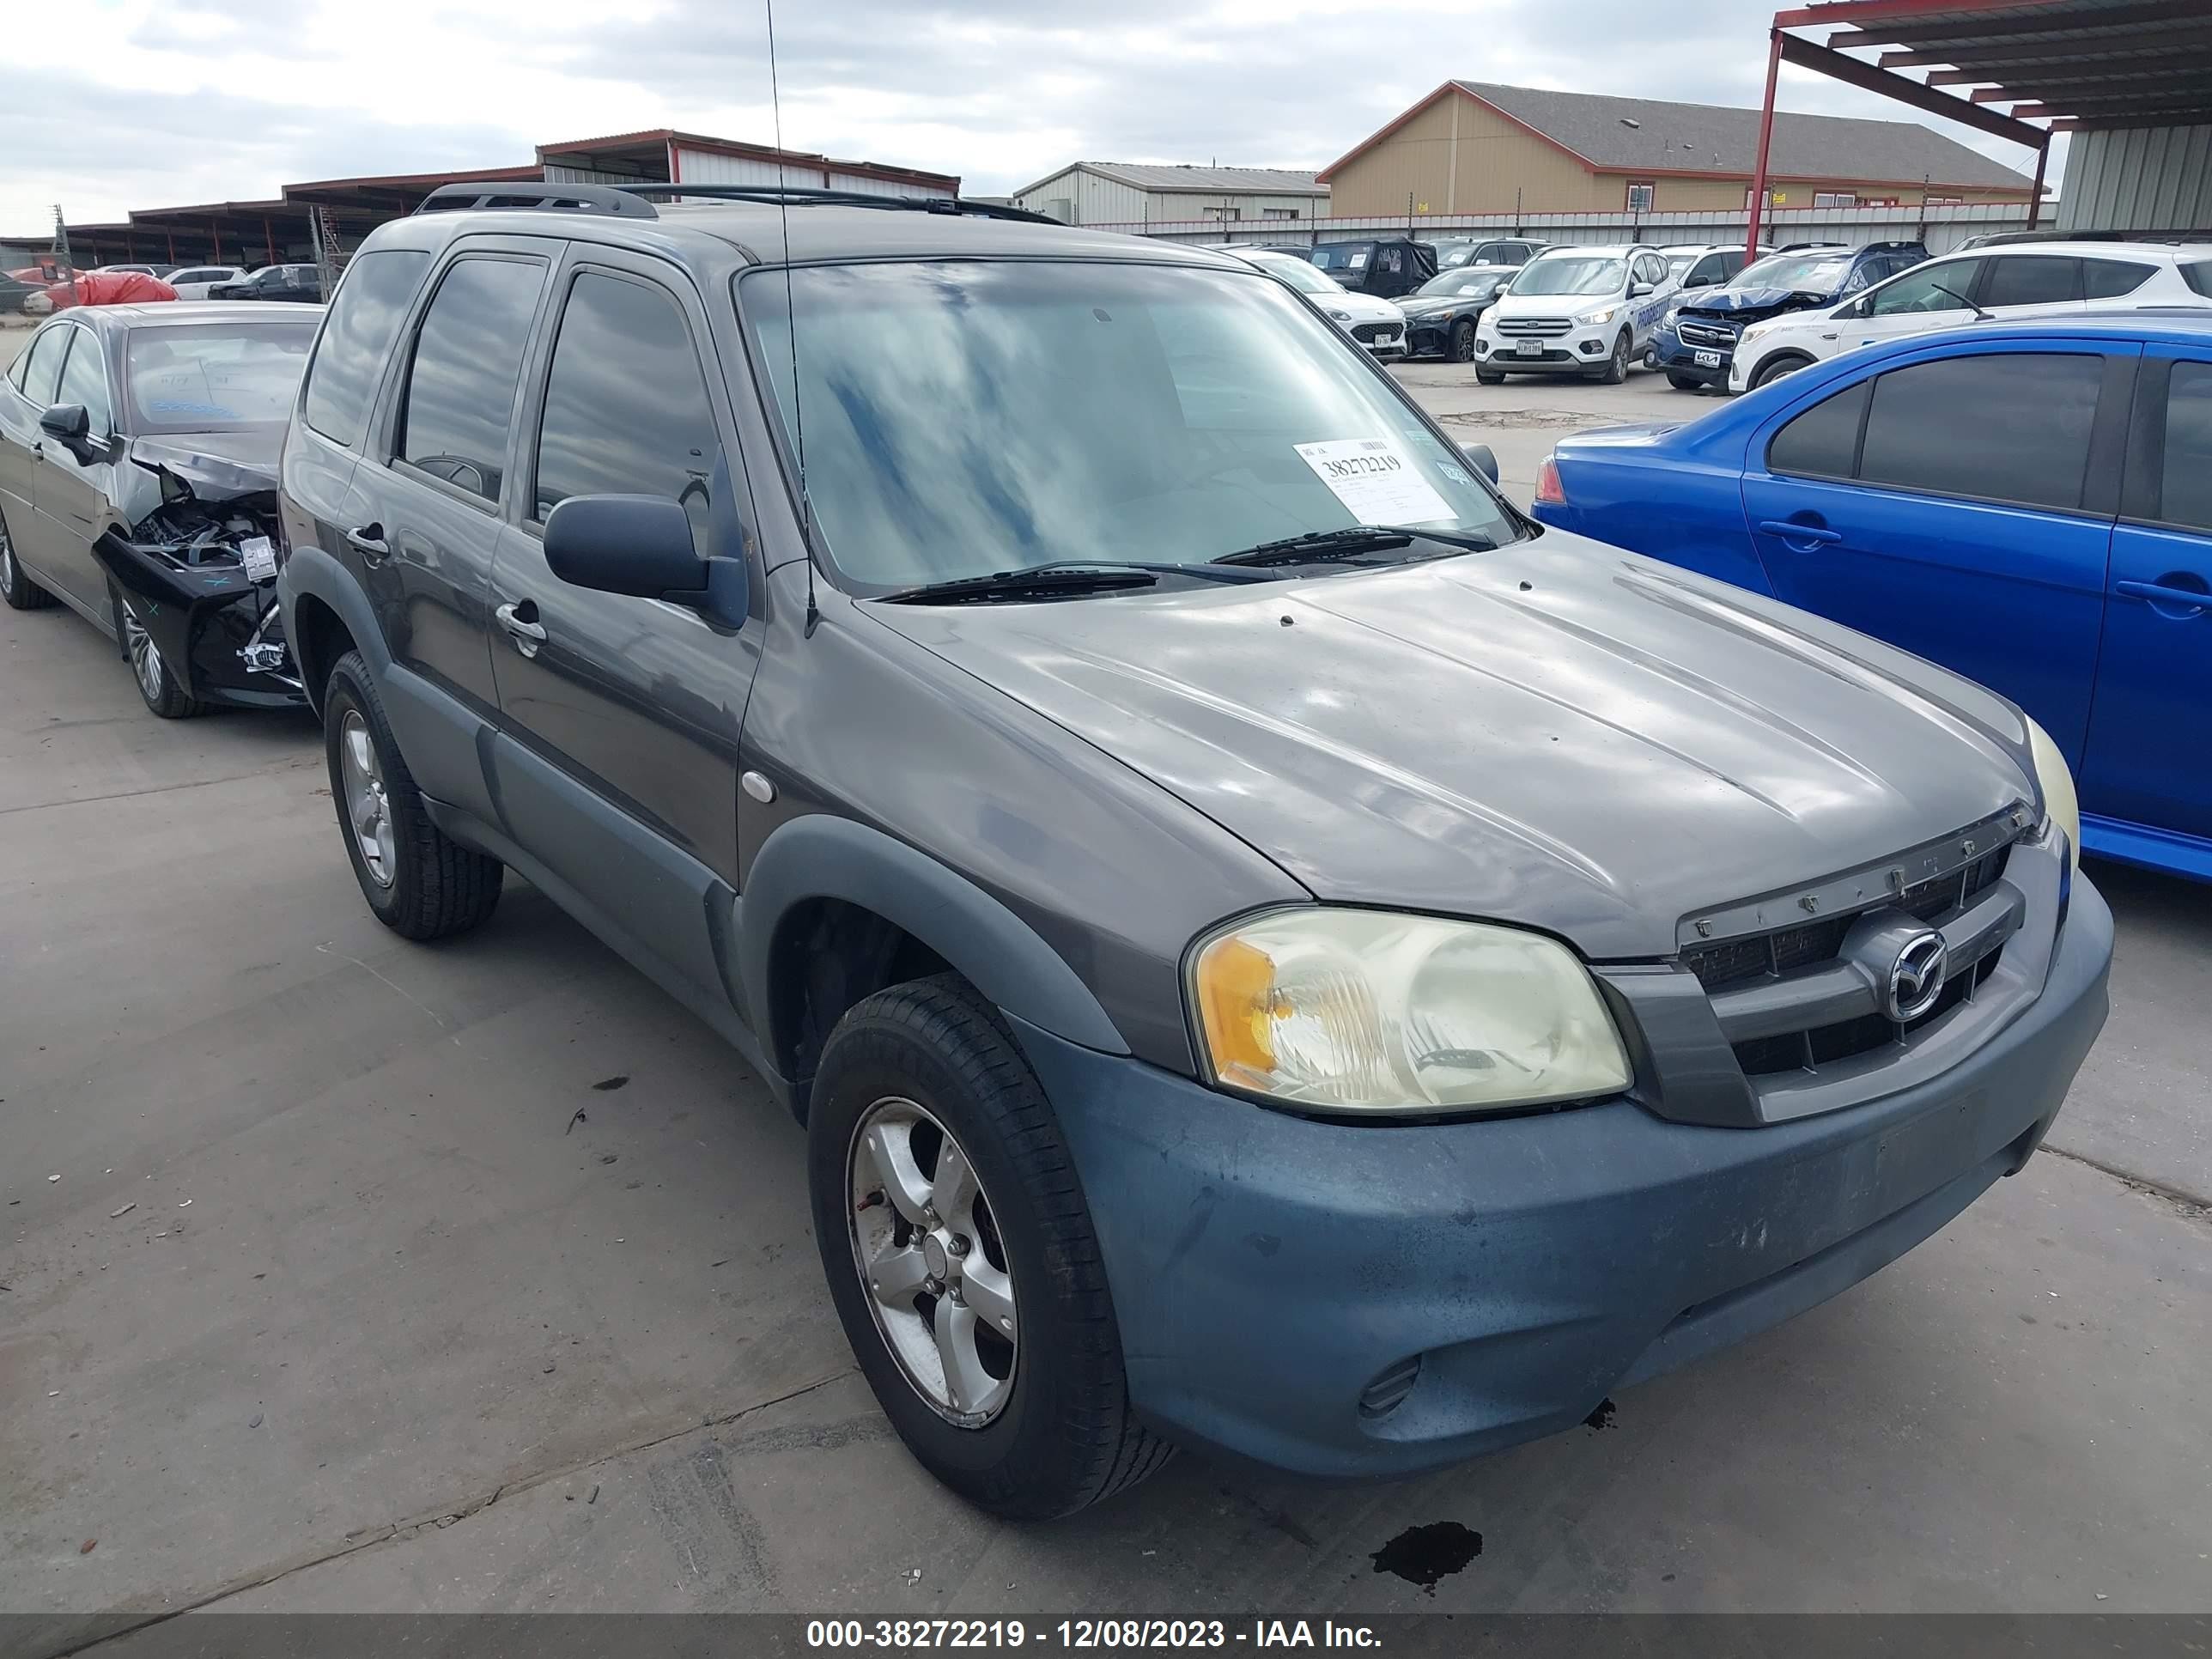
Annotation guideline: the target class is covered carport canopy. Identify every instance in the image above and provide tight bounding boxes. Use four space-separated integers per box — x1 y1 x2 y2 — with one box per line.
1748 0 2212 249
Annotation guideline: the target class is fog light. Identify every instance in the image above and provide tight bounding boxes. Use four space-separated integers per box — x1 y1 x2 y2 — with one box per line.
1579 338 1604 355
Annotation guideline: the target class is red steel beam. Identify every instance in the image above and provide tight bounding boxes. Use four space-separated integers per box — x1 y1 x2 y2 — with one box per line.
1747 27 1783 259
1776 30 2047 149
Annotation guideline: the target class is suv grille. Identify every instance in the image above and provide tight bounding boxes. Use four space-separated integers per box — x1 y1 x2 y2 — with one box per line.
1676 318 1737 347
1684 845 2013 1079
1493 317 1573 337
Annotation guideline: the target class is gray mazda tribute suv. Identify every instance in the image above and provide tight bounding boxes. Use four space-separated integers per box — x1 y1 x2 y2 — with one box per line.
276 183 2111 1518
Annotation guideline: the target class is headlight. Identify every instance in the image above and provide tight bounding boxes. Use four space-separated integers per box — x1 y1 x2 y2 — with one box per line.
2025 716 2081 872
1583 305 1619 325
1188 909 1632 1116
1738 319 1775 343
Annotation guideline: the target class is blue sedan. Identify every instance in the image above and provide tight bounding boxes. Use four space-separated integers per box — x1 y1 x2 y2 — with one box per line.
1533 312 2212 883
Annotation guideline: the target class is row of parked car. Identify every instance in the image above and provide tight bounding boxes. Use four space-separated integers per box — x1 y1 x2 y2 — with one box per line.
0 184 2185 1528
0 258 325 315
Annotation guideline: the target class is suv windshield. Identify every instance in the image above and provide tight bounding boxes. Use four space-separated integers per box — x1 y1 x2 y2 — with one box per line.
1509 254 1626 297
1731 251 1852 294
744 260 1518 592
125 321 320 432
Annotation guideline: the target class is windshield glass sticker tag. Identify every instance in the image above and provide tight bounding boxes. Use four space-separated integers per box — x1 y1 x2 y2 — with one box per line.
238 536 277 584
1294 438 1453 526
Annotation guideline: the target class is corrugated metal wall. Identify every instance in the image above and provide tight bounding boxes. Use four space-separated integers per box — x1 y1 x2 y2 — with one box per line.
677 148 819 187
2057 125 2212 233
544 165 650 185
827 172 951 199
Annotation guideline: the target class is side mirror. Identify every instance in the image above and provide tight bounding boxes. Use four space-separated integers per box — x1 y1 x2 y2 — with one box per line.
544 494 747 624
1630 281 1656 298
40 403 102 464
1456 441 1500 485
1491 279 1509 297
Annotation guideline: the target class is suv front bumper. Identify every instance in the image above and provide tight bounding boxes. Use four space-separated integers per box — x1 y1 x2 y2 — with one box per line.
1017 876 2112 1480
1474 320 1621 374
1650 323 1733 386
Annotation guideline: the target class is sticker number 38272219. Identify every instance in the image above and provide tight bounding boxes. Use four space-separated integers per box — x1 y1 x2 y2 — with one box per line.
1293 437 1454 527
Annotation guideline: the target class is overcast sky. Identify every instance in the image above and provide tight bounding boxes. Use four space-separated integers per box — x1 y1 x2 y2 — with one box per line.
2 0 2053 236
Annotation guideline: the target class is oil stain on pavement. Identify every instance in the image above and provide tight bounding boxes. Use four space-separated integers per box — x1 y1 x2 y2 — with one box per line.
1369 1521 1482 1594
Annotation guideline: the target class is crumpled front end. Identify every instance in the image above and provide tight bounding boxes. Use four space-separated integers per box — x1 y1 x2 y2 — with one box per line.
94 447 303 708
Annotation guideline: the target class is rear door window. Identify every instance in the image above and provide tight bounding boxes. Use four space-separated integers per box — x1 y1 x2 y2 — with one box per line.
302 248 431 448
1858 352 2105 512
1767 381 1870 479
1980 256 2082 307
395 255 548 504
1864 260 1984 316
2081 258 2155 300
532 270 722 551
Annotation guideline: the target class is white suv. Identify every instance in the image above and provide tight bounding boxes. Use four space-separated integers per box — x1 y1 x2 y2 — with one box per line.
1224 247 1407 360
1474 245 1677 384
1729 240 2212 392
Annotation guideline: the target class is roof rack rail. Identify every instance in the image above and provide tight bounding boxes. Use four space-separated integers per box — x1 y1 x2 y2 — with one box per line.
414 181 659 219
616 184 1060 225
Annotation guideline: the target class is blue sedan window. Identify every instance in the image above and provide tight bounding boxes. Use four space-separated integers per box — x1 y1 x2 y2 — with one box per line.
1859 353 2104 512
2161 362 2212 532
1768 381 1869 479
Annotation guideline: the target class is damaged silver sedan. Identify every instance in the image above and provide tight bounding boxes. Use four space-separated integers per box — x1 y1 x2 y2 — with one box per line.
0 301 321 716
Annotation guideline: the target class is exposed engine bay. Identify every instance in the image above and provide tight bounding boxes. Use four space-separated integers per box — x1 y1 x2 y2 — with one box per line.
92 442 302 706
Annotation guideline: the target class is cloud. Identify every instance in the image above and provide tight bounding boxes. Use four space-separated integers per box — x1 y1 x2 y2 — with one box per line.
2 0 2056 234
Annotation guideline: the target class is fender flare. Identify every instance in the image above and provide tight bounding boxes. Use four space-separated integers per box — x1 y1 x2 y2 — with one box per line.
277 544 389 709
738 814 1130 1062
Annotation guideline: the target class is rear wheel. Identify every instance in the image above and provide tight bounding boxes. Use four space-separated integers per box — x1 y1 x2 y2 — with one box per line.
1751 352 1814 390
116 590 210 719
810 974 1172 1518
0 509 56 611
323 650 502 939
1449 319 1479 362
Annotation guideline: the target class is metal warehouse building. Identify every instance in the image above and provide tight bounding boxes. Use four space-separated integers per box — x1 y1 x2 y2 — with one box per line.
1011 163 1328 228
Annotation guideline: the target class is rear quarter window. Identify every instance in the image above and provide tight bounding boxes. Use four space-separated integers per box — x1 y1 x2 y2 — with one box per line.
2082 258 2154 300
301 249 432 449
2180 260 2212 300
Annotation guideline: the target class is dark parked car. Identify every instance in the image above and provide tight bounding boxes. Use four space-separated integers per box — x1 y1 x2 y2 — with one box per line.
1437 237 1547 271
1309 235 1437 298
277 182 2108 1519
1533 311 2212 884
210 263 324 304
1400 264 1513 360
0 302 321 714
1650 241 1925 391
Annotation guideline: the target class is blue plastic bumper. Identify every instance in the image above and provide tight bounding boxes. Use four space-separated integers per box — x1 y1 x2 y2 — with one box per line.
1013 878 2113 1480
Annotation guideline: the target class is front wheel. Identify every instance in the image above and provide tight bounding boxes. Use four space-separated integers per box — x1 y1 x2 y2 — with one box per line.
1449 319 1478 362
116 588 210 719
0 508 56 611
1474 365 1505 386
1595 330 1632 385
1666 371 1705 392
809 975 1172 1518
1750 352 1813 390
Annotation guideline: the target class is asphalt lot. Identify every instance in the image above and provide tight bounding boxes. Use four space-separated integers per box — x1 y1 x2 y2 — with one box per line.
2 336 2208 1646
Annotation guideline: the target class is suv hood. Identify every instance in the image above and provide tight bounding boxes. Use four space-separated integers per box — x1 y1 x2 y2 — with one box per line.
1488 291 1620 321
1680 286 1834 324
869 537 2036 959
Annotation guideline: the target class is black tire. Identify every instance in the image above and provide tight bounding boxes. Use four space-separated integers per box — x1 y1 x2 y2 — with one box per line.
1751 352 1813 390
1449 319 1479 362
112 583 212 720
1666 371 1705 392
0 507 56 611
1595 330 1632 385
323 649 502 939
1474 365 1505 386
809 974 1173 1519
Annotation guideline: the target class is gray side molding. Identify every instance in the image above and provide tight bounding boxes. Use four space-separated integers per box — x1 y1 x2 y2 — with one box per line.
738 815 1130 1057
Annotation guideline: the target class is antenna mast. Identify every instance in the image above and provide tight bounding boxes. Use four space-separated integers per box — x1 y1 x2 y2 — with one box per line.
763 0 820 635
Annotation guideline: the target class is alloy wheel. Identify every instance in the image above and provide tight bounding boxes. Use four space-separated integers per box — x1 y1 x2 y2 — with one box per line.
338 708 398 888
122 609 166 704
847 1096 1018 1426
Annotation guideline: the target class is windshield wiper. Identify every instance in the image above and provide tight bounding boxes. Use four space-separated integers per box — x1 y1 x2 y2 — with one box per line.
1211 525 1498 568
879 559 1273 605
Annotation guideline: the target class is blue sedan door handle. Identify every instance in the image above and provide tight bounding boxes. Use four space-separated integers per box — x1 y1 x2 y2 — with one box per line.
2117 577 2209 617
1758 519 1843 548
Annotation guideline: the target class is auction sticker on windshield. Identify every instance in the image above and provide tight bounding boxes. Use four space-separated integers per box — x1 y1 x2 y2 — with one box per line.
1295 437 1453 526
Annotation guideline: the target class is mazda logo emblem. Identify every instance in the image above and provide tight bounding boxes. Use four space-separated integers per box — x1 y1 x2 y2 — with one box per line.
1887 932 1949 1023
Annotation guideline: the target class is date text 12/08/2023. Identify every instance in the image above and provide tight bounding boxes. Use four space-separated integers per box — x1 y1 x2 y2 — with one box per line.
805 1620 1383 1649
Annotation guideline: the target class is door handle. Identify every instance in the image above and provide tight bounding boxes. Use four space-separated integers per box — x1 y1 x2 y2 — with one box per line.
495 601 547 658
346 523 391 565
2117 578 2209 616
1758 520 1843 546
